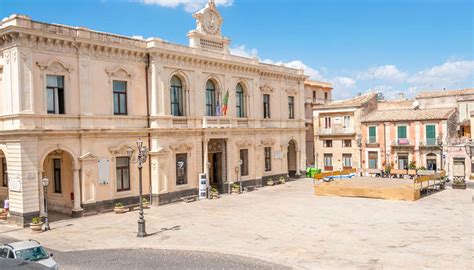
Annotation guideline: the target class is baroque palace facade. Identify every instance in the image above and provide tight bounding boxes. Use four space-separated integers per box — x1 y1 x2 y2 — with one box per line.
0 2 309 225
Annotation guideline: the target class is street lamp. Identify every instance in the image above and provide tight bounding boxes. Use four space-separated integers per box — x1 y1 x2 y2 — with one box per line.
356 134 362 176
41 177 50 231
238 160 243 194
127 138 149 238
437 135 443 171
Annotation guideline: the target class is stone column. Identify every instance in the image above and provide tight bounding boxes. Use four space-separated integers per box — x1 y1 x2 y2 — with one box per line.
296 148 302 177
72 168 83 217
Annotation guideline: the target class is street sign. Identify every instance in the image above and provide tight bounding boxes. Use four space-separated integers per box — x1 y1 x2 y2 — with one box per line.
198 173 207 199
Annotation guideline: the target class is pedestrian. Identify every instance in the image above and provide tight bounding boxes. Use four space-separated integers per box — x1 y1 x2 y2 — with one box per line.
3 197 9 214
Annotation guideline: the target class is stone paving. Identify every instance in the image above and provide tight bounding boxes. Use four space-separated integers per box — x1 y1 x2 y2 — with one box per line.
0 178 472 269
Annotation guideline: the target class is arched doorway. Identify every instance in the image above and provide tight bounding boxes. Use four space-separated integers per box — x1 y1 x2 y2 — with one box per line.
0 150 8 211
287 140 297 177
41 149 80 218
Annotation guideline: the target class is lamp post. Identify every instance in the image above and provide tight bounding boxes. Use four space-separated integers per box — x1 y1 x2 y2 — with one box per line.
357 134 362 176
238 160 243 194
41 177 50 231
127 138 149 238
437 135 443 172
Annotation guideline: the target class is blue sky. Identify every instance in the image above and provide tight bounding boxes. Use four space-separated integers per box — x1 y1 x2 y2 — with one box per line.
1 0 472 99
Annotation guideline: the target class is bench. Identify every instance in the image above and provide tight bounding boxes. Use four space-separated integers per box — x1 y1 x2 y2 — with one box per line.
414 174 446 195
182 195 198 203
244 185 256 192
123 203 140 211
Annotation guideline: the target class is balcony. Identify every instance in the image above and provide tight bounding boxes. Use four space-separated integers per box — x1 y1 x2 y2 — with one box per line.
318 127 355 136
392 138 414 148
448 137 471 146
202 117 232 128
419 138 441 149
365 138 380 148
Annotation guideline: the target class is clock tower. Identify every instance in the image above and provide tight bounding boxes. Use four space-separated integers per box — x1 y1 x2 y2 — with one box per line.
188 0 230 53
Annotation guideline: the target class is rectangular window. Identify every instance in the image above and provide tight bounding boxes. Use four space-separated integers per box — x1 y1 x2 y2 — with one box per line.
113 80 127 115
53 158 62 193
240 149 249 176
324 140 333 148
324 92 329 102
368 152 378 169
116 157 130 191
324 154 333 167
46 75 65 114
426 125 436 145
343 139 352 147
288 96 295 119
369 126 377 143
324 117 331 128
1 157 7 187
264 147 272 171
263 94 271 119
312 91 316 101
342 154 352 168
397 126 407 139
343 116 351 128
176 154 188 185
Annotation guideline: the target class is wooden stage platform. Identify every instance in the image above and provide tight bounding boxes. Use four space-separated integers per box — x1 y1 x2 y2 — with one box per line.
314 178 420 201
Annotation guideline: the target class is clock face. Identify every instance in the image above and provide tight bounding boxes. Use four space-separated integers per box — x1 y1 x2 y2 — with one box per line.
204 11 219 35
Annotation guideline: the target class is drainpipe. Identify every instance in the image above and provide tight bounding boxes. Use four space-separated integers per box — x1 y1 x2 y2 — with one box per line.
145 53 152 205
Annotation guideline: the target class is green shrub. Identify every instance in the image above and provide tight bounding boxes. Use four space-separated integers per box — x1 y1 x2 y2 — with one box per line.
142 198 148 203
115 202 124 208
232 183 240 189
211 187 218 193
31 217 41 224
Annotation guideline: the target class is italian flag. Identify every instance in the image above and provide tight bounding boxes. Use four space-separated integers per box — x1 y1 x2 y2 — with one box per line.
221 89 229 116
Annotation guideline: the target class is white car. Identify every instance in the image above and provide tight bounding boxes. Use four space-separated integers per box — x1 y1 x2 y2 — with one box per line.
0 240 58 269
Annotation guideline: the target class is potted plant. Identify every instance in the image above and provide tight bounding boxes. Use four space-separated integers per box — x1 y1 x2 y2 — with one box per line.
30 217 43 232
142 198 150 209
452 178 467 190
231 183 240 194
279 176 285 184
267 178 274 186
210 187 219 199
114 202 126 214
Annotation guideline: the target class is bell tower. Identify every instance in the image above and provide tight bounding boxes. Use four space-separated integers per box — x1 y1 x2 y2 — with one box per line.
188 0 230 53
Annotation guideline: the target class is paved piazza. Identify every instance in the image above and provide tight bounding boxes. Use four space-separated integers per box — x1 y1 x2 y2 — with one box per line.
1 179 472 269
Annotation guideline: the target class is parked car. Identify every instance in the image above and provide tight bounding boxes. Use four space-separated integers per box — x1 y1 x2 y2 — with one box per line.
0 240 58 269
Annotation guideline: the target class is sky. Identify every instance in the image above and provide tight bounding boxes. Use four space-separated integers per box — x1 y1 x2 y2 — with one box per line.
1 0 472 100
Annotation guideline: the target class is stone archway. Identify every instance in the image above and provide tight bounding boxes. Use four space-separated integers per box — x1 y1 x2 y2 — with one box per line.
41 149 82 218
287 140 297 177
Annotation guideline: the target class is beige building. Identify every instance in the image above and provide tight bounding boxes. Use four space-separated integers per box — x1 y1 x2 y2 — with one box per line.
0 2 310 226
313 93 378 171
304 80 332 166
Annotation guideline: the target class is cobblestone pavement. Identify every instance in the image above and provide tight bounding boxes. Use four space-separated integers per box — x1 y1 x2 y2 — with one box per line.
1 179 472 269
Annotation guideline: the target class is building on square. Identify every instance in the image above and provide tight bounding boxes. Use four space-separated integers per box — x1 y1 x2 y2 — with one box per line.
312 93 378 171
360 101 456 173
303 80 332 166
0 1 313 226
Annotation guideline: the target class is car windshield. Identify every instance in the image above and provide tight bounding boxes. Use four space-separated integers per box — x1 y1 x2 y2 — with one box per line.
15 246 49 261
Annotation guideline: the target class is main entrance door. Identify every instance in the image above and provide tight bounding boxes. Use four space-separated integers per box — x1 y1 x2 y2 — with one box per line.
207 139 227 193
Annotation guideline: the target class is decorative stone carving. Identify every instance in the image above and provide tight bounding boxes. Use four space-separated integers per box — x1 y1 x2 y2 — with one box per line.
36 59 74 73
261 138 276 147
235 140 252 148
79 152 99 161
285 88 298 96
105 66 134 79
169 143 192 152
208 140 224 152
260 84 274 94
108 143 132 155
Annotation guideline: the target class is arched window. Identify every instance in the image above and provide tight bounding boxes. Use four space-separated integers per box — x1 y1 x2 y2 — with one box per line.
206 80 216 116
170 75 184 116
236 83 245 118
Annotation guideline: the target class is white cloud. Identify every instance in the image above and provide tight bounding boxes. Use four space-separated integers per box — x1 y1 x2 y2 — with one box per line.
229 45 259 59
408 60 474 89
357 65 408 82
139 0 233 12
